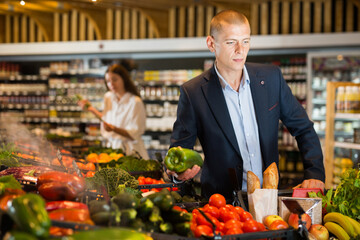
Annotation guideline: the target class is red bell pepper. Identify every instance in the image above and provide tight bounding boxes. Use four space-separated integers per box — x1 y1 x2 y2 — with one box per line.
38 182 78 201
0 188 26 211
37 171 85 201
48 208 94 225
45 201 88 212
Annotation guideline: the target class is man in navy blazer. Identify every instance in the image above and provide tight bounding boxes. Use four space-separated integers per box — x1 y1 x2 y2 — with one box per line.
168 10 325 199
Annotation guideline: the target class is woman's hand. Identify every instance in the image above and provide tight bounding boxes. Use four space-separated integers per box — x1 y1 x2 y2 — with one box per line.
77 99 91 110
103 122 116 132
166 165 201 181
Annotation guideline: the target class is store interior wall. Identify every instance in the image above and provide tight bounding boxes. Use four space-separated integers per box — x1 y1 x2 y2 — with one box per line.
0 0 359 43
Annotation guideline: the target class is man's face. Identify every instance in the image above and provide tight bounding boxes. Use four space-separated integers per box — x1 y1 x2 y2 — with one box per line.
207 22 251 74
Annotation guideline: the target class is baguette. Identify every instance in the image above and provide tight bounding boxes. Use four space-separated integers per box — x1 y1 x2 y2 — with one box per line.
263 162 279 189
247 171 260 194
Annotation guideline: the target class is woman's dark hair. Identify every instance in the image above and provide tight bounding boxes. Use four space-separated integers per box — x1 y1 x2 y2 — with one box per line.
105 63 140 97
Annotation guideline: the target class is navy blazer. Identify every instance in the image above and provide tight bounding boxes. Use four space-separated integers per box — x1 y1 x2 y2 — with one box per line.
170 63 325 199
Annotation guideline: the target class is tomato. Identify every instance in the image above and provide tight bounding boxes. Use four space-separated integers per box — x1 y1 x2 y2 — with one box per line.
180 208 188 213
173 206 184 212
222 211 240 223
216 221 226 233
192 208 200 216
84 162 96 171
225 227 243 235
234 206 245 216
209 216 220 226
190 220 197 234
144 177 153 184
242 219 259 233
76 162 85 170
239 211 253 222
209 193 226 209
85 171 95 178
137 176 145 185
224 219 243 230
49 226 73 237
196 212 213 228
257 222 267 231
194 225 213 238
218 207 230 222
203 205 219 219
225 204 235 211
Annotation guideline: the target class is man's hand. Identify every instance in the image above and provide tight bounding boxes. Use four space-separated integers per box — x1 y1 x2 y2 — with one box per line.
166 165 201 181
294 179 325 191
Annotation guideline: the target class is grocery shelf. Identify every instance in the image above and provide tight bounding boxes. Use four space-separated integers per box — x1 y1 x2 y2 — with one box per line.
334 141 360 150
49 117 100 124
335 113 360 120
311 98 327 104
23 117 49 123
311 86 326 91
0 91 48 96
323 81 360 188
49 72 104 77
1 104 48 110
0 75 48 81
311 116 326 121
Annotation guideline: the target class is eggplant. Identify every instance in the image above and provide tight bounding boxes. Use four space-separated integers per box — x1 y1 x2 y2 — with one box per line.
0 166 53 182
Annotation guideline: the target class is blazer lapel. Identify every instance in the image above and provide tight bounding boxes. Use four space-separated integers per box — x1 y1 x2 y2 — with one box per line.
201 67 241 156
247 63 269 148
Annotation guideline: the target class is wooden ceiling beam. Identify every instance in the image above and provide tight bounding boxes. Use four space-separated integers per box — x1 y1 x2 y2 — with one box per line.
0 1 71 13
348 0 360 8
7 1 65 12
0 3 27 14
25 1 74 11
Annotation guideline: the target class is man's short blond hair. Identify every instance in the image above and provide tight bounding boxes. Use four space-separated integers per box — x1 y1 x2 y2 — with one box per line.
210 10 250 37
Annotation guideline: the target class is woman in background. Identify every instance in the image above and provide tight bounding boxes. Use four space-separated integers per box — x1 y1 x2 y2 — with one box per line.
78 63 149 159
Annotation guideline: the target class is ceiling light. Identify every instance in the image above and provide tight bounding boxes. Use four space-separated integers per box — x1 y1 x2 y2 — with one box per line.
20 0 25 5
92 0 97 2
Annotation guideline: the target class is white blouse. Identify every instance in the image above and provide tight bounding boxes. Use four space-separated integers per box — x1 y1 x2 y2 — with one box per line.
101 91 149 159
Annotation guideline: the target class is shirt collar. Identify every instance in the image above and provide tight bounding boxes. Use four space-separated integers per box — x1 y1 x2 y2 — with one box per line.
110 91 130 103
214 63 250 90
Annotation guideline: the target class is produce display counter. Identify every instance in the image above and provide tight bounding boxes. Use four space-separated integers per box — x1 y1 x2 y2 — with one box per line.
49 219 297 240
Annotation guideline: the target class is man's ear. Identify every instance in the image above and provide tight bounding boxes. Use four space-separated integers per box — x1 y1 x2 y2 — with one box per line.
206 36 215 52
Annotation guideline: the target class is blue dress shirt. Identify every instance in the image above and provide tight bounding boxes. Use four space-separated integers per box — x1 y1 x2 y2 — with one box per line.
214 64 263 190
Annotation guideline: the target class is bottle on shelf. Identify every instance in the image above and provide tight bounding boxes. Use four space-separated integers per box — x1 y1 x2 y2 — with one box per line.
336 86 345 113
344 86 354 113
351 86 360 113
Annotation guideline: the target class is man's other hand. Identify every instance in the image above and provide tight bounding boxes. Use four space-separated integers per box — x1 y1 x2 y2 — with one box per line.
166 165 201 181
294 179 325 192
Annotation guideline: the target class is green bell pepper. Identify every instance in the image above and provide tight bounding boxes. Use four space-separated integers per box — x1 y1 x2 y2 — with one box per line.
64 227 151 240
3 230 39 240
7 193 51 238
164 147 203 173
